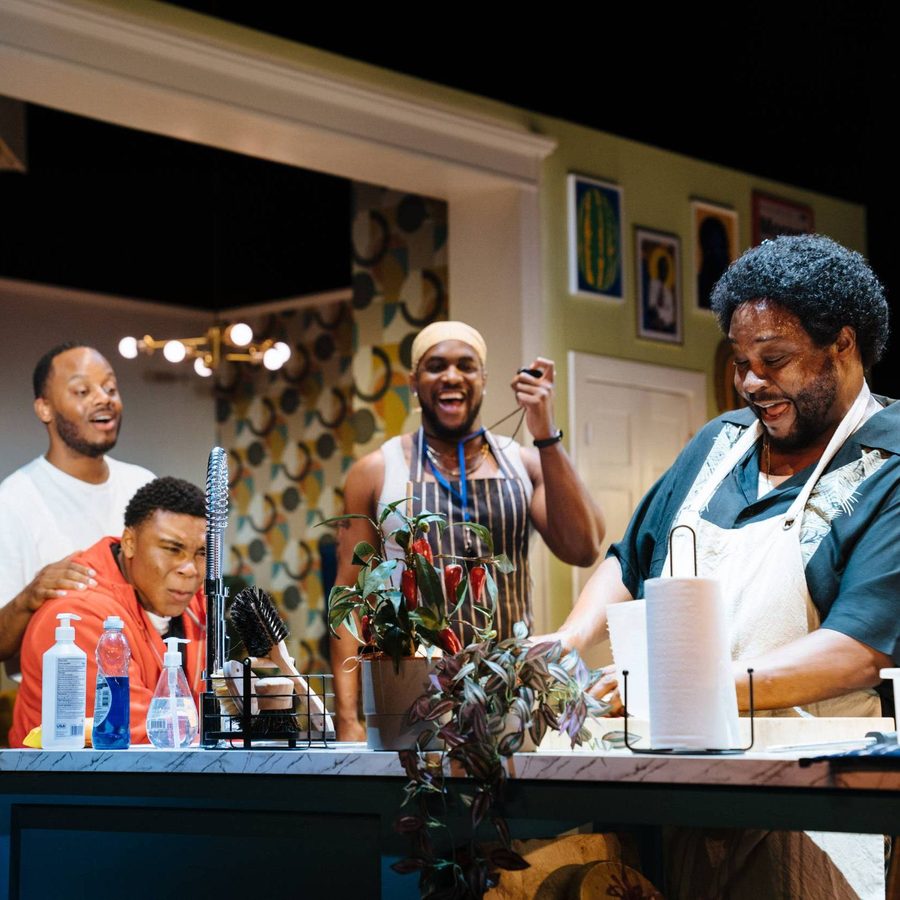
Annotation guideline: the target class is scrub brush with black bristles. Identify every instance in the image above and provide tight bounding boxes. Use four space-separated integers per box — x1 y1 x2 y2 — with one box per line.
228 586 334 736
230 586 289 657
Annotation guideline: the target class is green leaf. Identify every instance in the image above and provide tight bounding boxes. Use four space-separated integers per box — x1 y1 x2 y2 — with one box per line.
351 541 377 566
471 603 494 621
340 613 360 642
379 496 413 527
382 625 410 671
485 569 499 610
454 521 493 554
410 606 441 630
317 512 377 529
492 553 515 575
512 621 529 641
414 553 444 611
327 584 357 608
447 580 469 618
362 559 399 598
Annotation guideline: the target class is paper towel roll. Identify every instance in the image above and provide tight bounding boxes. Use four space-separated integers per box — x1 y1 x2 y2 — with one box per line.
606 600 650 719
645 576 740 750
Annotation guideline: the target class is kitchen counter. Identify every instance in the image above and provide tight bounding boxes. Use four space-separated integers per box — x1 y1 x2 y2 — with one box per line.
1 741 897 789
1 744 897 899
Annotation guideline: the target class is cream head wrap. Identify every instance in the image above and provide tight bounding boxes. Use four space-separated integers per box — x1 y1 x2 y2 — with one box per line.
410 321 487 373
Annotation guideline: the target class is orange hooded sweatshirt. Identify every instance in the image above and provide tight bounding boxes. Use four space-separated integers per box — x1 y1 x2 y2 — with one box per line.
10 536 205 747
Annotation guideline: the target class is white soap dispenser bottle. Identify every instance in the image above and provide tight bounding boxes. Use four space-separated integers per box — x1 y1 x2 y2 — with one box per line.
145 637 198 749
41 612 87 750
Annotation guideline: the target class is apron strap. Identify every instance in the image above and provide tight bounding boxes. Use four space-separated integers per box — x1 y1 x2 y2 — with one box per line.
782 382 872 527
684 383 873 529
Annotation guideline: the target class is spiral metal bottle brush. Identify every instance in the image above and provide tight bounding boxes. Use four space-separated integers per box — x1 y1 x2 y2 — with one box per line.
201 446 230 748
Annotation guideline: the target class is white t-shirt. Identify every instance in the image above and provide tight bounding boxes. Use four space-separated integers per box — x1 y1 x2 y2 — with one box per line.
0 455 155 607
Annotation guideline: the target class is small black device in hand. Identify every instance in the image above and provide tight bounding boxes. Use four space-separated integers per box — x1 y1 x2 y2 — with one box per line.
517 367 542 378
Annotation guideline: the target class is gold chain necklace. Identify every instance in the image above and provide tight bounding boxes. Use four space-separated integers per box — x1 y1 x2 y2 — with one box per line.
425 441 490 478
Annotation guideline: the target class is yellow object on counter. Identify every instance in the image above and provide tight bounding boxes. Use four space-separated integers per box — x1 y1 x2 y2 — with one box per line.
22 718 93 749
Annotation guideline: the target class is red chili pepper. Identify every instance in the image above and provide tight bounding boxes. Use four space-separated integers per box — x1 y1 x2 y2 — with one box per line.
401 568 418 610
437 627 463 655
360 614 373 644
469 565 487 603
411 537 433 565
443 564 463 602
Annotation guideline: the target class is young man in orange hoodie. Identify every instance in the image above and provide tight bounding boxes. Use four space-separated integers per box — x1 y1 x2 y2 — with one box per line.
10 477 206 747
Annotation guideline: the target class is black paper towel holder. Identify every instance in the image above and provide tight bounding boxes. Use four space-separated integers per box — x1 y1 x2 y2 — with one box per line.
620 667 756 755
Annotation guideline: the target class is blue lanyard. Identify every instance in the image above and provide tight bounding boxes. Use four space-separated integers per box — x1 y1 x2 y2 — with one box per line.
422 427 485 522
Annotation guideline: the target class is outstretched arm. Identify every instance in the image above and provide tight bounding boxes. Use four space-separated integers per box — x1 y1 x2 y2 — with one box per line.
0 555 96 662
534 555 633 654
328 452 384 742
513 357 605 567
733 628 891 712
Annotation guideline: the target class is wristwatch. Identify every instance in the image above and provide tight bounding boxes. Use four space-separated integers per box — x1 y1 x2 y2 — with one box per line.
533 429 563 448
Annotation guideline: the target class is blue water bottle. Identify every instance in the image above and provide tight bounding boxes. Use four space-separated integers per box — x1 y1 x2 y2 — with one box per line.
92 615 131 749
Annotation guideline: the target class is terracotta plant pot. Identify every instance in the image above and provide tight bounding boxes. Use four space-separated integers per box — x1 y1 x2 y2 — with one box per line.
360 656 436 751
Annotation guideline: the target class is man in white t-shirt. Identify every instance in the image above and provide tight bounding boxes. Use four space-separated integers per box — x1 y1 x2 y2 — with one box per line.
0 343 154 666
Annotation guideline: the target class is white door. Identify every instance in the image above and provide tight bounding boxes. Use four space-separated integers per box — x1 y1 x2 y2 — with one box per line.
568 353 707 666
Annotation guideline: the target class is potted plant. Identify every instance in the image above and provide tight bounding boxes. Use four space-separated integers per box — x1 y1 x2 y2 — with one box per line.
392 622 610 898
323 499 512 750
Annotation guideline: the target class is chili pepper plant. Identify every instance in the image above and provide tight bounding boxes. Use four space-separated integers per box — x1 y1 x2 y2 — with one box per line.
322 499 514 669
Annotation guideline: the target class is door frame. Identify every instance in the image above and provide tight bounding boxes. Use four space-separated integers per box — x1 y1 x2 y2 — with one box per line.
567 352 708 605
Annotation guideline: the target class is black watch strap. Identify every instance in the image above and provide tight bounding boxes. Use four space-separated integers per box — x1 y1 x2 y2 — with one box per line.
533 429 563 448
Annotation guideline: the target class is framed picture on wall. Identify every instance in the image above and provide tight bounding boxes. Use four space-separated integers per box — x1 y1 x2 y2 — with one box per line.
635 227 681 343
692 200 738 312
567 174 624 300
752 191 814 244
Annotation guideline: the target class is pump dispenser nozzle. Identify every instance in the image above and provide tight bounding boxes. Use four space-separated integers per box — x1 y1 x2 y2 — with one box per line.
55 612 81 641
162 637 190 668
146 637 198 749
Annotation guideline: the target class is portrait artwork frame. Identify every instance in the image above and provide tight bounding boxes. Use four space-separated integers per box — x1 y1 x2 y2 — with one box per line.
752 191 815 245
691 199 739 312
635 226 682 344
567 174 624 300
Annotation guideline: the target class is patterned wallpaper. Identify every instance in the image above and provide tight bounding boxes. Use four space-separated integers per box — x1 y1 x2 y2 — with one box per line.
218 184 448 672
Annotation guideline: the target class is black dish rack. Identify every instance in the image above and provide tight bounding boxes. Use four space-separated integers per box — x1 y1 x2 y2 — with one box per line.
200 658 335 749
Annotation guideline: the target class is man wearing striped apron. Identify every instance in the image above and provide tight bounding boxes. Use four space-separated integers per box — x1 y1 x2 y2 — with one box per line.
331 321 605 742
548 235 898 899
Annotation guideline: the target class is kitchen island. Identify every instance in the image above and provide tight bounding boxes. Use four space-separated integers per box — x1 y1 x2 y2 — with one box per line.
1 744 897 898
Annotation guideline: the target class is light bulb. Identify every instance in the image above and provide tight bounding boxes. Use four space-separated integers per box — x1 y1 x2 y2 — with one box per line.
194 357 213 377
274 341 291 363
228 322 253 347
118 336 138 359
163 340 187 363
263 347 284 370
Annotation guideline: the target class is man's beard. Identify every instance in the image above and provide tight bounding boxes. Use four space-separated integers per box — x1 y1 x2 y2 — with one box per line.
753 359 838 452
420 397 483 441
54 410 119 458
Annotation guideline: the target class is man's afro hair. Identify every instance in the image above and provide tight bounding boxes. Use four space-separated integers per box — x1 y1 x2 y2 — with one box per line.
710 234 889 369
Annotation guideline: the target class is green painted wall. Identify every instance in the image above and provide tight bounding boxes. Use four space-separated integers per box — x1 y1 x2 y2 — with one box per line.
535 116 866 421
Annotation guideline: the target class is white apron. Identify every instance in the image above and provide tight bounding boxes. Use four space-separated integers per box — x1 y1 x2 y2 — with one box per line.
665 384 880 717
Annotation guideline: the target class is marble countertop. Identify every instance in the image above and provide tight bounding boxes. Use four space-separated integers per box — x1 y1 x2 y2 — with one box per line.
1 744 896 792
